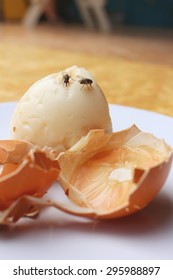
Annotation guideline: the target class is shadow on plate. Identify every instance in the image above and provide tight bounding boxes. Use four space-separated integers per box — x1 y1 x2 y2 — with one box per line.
0 192 173 239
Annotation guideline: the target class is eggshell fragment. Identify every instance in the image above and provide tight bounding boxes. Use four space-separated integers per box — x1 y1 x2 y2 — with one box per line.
0 140 60 212
0 126 172 224
0 195 94 224
57 125 173 219
0 140 33 164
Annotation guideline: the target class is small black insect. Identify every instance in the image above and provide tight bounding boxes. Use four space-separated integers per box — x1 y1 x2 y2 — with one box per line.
78 77 93 90
62 74 71 87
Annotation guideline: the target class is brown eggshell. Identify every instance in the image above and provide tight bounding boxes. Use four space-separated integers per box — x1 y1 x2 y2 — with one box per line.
0 140 33 164
0 195 94 224
0 126 172 224
0 140 60 211
57 125 173 219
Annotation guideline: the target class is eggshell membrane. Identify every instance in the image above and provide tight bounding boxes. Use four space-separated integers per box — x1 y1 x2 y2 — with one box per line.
0 140 60 210
57 125 173 219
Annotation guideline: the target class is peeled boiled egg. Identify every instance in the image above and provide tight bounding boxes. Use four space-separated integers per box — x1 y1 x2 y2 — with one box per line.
10 66 112 152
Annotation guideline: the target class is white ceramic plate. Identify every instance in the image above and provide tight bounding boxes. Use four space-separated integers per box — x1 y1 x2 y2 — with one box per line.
0 102 173 260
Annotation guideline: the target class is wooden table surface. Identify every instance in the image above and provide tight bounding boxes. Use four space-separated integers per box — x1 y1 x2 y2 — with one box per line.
0 23 173 117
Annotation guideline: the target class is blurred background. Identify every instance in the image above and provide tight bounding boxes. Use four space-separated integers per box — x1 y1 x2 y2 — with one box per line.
0 0 173 116
1 0 173 27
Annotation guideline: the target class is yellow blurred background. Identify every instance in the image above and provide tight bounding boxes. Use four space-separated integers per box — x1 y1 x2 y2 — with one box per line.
0 0 173 116
1 0 28 20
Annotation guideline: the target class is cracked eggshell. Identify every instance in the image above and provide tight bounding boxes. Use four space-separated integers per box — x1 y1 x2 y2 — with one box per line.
10 66 112 152
0 140 33 164
57 126 173 219
0 140 60 211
